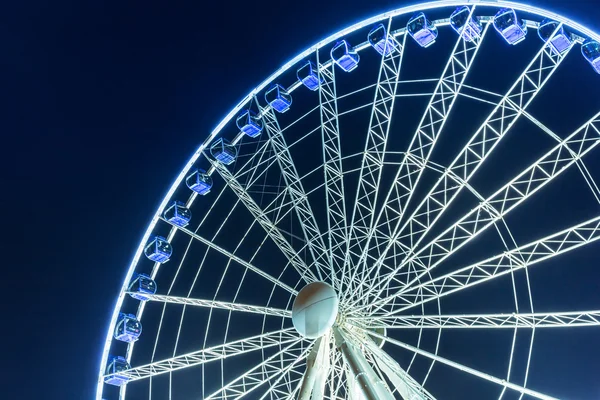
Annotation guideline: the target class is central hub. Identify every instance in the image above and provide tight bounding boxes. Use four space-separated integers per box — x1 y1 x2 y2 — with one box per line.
292 282 339 339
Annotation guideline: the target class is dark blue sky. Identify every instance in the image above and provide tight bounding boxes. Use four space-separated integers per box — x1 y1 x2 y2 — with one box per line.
3 0 600 399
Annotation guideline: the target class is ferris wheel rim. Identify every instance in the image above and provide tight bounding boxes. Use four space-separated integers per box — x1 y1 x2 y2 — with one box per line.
96 1 600 399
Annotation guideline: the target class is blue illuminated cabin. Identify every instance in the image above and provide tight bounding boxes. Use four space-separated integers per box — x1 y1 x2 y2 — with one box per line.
407 13 438 48
368 24 398 56
236 110 263 137
582 39 600 74
144 235 172 263
104 356 131 386
450 6 483 42
297 61 322 91
210 138 237 165
265 84 292 113
163 200 192 227
114 313 142 343
128 273 157 301
186 169 212 195
331 40 360 72
493 8 527 45
538 19 572 54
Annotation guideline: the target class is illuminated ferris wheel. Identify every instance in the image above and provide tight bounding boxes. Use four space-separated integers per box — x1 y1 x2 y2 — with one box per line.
97 1 600 399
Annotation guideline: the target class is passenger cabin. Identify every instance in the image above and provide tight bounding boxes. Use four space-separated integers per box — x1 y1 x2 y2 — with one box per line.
450 6 483 42
368 24 398 56
128 273 157 301
331 40 360 72
265 84 292 113
407 12 438 48
144 235 172 263
186 169 212 195
297 61 321 91
104 356 131 386
493 8 527 45
538 19 572 54
582 39 600 74
114 313 142 343
236 110 263 137
210 138 237 165
163 200 192 227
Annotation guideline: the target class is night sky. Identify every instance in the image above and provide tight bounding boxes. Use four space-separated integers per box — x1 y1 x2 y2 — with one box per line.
4 0 600 399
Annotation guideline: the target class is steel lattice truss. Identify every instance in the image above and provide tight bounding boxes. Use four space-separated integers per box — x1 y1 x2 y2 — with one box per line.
97 2 600 400
105 329 301 382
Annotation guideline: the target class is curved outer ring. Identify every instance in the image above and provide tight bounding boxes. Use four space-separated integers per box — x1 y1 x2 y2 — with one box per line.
96 1 600 398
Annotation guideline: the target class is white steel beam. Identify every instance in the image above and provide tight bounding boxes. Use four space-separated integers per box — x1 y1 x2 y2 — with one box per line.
362 310 600 329
205 338 311 400
262 107 331 282
104 328 300 382
343 23 407 299
317 50 349 291
139 293 291 318
298 335 331 400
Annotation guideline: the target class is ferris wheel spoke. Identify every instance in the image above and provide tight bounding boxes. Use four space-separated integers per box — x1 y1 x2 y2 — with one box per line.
343 21 407 301
362 214 600 317
161 217 298 295
205 338 311 400
261 107 331 282
257 360 306 400
361 310 600 329
354 153 492 296
317 51 349 292
209 155 319 283
350 14 490 300
104 328 299 382
138 293 292 318
359 109 600 313
379 25 571 278
362 328 558 400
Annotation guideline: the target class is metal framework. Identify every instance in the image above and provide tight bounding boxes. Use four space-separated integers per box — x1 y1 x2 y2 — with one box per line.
98 2 600 400
349 10 489 303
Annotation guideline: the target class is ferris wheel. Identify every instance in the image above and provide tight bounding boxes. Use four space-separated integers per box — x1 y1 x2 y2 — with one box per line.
97 1 600 399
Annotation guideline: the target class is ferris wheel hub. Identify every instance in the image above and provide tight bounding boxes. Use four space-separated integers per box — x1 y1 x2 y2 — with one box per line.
292 281 339 338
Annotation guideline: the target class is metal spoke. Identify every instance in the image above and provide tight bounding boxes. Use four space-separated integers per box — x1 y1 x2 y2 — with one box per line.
361 310 600 329
343 24 407 300
362 328 558 400
104 328 299 382
353 23 574 307
349 11 490 303
359 109 600 314
205 338 311 400
262 107 331 282
316 50 349 292
361 214 600 317
139 293 292 318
